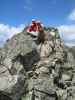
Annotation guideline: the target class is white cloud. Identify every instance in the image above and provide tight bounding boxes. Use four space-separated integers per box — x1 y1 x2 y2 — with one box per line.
58 25 75 38
68 9 75 20
58 24 75 46
24 0 32 12
24 6 32 11
65 42 75 47
0 24 24 38
0 24 25 46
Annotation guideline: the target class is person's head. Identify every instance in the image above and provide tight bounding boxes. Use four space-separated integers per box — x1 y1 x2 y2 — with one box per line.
32 19 36 25
37 20 41 25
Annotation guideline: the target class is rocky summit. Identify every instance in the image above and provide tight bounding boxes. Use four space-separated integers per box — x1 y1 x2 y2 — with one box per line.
0 26 75 100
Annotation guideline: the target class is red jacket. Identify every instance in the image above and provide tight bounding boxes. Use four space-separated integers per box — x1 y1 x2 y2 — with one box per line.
27 21 43 32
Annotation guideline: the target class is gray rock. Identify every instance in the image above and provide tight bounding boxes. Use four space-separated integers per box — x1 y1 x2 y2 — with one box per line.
0 32 37 100
0 60 26 100
0 28 75 100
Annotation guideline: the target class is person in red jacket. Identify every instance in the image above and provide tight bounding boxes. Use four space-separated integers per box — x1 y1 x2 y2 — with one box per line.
27 19 37 32
31 19 37 32
26 19 44 37
36 21 43 31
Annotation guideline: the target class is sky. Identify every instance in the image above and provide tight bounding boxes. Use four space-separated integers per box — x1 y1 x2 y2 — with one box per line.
0 0 75 46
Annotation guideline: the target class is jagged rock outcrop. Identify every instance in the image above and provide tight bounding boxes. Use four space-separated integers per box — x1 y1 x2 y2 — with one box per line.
0 31 39 100
0 27 75 100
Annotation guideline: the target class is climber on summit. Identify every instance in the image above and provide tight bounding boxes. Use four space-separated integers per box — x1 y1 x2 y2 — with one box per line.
36 20 43 31
30 19 37 32
26 19 44 37
26 19 37 36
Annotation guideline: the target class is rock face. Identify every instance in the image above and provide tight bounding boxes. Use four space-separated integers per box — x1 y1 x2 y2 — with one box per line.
0 31 39 100
0 28 75 100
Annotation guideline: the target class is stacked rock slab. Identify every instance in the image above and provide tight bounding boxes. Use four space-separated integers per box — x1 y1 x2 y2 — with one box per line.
0 28 75 100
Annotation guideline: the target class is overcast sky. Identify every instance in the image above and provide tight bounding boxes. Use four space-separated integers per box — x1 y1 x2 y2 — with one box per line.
0 0 75 46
